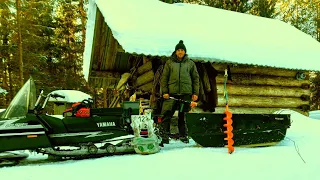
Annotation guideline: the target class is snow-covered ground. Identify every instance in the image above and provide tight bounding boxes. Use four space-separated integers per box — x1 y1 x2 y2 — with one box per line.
0 109 319 180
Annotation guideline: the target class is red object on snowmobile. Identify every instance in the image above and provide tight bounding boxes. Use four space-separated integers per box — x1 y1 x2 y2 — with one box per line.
63 102 90 118
75 108 90 118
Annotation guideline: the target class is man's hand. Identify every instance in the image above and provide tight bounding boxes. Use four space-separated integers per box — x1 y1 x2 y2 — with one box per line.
163 94 169 99
192 94 198 101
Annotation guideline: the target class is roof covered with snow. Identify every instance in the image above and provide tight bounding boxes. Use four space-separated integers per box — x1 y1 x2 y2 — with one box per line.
83 0 320 81
49 90 92 103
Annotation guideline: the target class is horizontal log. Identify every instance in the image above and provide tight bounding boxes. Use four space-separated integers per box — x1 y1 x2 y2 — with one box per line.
214 107 307 115
88 77 119 88
134 70 154 87
216 84 310 98
189 107 308 116
212 63 309 78
89 70 121 79
143 56 150 64
138 81 153 92
217 95 308 108
116 73 131 90
216 74 310 88
137 60 152 75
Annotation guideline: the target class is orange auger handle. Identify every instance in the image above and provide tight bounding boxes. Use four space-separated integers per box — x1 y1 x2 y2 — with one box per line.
223 104 234 154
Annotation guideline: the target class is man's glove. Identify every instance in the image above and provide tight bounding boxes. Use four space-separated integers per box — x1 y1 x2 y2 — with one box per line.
192 94 198 101
163 94 169 99
190 101 197 108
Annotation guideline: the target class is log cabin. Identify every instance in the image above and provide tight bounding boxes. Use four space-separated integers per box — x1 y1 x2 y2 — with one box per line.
83 0 320 116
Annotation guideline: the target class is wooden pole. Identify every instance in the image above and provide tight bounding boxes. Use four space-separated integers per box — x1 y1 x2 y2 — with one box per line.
103 88 107 108
317 1 320 42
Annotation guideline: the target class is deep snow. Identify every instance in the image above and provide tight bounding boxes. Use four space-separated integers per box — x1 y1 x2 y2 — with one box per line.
0 109 319 180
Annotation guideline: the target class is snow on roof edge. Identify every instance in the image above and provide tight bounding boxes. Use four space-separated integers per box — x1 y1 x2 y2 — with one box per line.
83 0 97 81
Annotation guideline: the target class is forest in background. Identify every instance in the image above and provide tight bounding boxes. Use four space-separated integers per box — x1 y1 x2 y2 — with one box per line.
1 0 320 109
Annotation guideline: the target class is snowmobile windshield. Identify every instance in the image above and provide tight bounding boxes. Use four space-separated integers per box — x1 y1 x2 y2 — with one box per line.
1 77 37 119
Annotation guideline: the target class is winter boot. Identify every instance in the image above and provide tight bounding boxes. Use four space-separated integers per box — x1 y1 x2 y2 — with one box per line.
159 137 169 147
158 117 170 147
179 136 189 144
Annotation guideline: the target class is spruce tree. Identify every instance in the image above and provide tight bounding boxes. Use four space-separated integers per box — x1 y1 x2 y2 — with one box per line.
53 0 88 91
250 0 279 18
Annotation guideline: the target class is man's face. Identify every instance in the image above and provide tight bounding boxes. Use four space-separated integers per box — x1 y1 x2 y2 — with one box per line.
176 49 185 60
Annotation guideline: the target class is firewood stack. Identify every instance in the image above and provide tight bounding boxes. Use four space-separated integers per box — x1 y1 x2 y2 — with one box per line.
132 57 154 95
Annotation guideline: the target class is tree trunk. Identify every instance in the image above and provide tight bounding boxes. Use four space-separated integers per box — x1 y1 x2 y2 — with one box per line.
79 0 86 50
216 84 309 98
1 31 9 106
16 0 24 86
216 74 310 88
103 88 107 108
217 94 309 108
8 67 13 101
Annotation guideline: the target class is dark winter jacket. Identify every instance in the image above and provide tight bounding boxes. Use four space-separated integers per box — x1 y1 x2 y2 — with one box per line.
160 54 199 96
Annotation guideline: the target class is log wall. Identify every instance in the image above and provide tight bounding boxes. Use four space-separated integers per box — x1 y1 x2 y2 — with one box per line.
131 57 311 114
213 63 311 113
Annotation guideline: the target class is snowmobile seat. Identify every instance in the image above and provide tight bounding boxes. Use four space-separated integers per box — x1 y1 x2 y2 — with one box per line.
62 117 99 132
39 114 68 133
90 108 123 116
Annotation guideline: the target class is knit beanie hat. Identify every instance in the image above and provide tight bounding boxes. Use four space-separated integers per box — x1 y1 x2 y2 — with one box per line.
175 40 187 53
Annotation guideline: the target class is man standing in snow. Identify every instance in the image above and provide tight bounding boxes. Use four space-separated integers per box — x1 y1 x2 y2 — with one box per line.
159 40 200 146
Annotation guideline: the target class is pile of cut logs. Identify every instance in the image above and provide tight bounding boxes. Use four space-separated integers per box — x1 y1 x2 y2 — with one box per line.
132 57 154 94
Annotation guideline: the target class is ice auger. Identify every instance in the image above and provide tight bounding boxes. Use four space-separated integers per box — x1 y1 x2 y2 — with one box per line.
223 69 234 154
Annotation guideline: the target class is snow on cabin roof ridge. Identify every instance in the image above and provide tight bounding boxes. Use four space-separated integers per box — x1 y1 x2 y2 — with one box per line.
83 0 320 81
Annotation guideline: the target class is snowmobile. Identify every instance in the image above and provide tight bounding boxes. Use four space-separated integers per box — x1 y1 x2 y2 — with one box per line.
0 77 160 166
